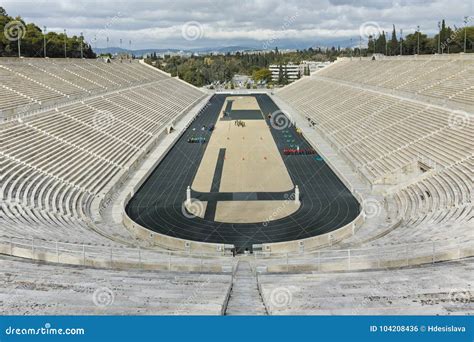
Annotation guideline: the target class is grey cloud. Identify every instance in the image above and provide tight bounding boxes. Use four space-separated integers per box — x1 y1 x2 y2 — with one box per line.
2 0 471 49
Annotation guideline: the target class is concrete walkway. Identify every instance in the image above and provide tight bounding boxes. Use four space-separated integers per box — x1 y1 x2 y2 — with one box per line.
225 260 267 315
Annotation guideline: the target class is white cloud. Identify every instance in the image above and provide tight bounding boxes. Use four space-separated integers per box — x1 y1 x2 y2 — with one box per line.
2 0 472 49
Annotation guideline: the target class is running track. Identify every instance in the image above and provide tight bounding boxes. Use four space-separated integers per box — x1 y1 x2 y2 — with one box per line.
126 94 360 252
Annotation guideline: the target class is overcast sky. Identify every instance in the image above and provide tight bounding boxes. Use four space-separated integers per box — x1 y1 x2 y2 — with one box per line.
3 0 473 50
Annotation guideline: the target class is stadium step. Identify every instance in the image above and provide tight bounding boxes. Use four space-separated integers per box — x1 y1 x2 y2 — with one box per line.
225 260 267 315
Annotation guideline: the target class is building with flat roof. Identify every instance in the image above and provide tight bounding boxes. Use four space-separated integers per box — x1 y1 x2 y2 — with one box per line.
269 61 331 82
269 63 301 83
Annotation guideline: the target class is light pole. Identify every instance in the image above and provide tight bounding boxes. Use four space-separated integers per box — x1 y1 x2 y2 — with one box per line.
17 31 21 58
464 16 469 53
359 35 362 60
437 22 441 54
417 25 420 55
372 34 376 54
43 26 47 58
80 32 84 58
350 38 353 59
64 29 67 58
400 29 403 55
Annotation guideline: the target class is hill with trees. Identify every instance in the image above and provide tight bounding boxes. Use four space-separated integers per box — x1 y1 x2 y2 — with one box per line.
145 47 337 87
368 20 473 55
148 19 473 88
0 6 95 58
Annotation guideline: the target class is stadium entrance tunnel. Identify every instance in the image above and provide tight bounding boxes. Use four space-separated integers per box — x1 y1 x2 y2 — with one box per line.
125 94 360 253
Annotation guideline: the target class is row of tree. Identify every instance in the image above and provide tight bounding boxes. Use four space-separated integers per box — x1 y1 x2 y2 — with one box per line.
367 21 474 55
147 47 342 87
0 7 95 58
149 21 473 87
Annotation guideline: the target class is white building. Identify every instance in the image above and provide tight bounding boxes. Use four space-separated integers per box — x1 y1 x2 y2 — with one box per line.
269 61 331 82
269 63 301 83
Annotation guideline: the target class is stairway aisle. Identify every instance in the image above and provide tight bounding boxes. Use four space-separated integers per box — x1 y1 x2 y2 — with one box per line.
225 260 267 315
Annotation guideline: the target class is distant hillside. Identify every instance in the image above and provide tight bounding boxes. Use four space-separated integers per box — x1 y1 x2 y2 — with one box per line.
93 45 259 57
93 47 182 57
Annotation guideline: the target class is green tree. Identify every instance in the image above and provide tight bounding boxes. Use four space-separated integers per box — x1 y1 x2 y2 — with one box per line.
390 25 398 56
283 65 289 85
367 35 375 54
0 8 95 58
375 31 387 54
144 21 474 87
278 64 284 84
252 68 272 83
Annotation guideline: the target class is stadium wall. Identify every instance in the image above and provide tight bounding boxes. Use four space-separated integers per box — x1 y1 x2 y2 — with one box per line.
0 236 234 272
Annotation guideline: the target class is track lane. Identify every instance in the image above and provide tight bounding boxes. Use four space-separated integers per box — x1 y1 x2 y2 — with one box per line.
126 94 360 252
